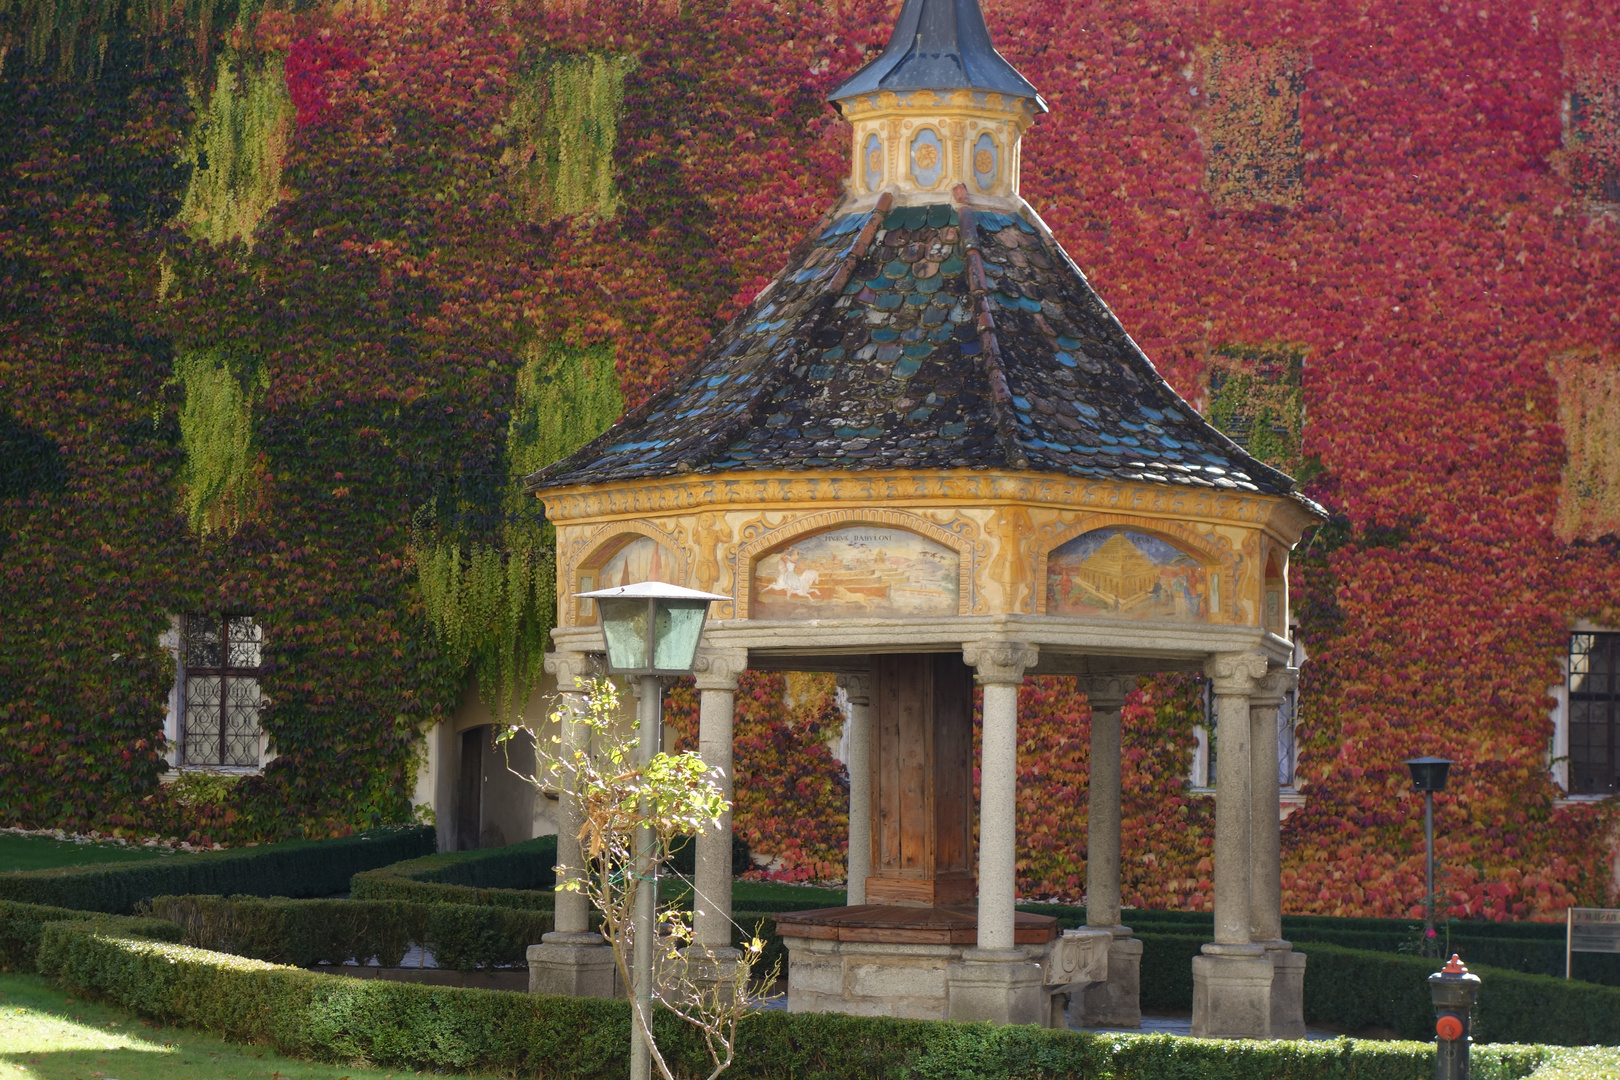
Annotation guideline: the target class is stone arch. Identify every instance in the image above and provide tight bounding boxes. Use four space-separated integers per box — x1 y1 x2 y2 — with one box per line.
735 509 972 620
566 521 688 626
1036 516 1233 622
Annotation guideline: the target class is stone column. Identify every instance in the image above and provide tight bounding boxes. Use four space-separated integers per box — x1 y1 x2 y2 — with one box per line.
1077 675 1143 1028
691 649 747 958
949 641 1044 1026
529 651 618 999
836 670 873 906
1190 651 1275 1038
1251 666 1306 1039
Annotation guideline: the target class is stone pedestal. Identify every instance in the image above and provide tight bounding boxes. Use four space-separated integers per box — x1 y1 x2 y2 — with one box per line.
1190 946 1274 1039
776 904 1058 1025
528 931 619 998
948 948 1046 1026
1265 943 1307 1039
1078 926 1143 1028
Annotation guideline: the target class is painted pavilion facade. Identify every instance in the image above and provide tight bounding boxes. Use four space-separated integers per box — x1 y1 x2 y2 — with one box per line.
526 0 1325 1038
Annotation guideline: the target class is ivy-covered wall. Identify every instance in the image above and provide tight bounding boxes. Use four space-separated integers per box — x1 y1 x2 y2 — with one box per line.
1 0 1618 919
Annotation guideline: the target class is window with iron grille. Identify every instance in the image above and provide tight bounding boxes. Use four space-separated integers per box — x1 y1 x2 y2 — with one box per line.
1569 632 1619 795
180 613 264 767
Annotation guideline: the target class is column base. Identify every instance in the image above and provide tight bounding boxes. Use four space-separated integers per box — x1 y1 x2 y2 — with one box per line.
1078 926 1142 1028
1263 942 1307 1040
947 948 1045 1026
1190 944 1273 1039
527 932 620 999
672 945 746 1001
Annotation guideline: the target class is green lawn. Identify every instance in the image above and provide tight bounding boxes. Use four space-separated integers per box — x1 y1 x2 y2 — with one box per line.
0 836 169 874
0 973 501 1080
731 880 844 906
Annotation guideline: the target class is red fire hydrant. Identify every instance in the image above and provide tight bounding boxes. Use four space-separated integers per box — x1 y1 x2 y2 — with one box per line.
1428 954 1481 1080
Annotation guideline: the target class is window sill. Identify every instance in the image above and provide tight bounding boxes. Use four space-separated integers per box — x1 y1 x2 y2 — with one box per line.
163 765 263 780
1554 794 1616 808
1187 786 1307 820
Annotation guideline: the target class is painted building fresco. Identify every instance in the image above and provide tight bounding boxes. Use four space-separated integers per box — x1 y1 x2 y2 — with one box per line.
752 525 958 619
1046 528 1210 621
588 536 679 590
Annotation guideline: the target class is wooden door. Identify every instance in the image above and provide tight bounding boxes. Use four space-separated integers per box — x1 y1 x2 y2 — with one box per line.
866 654 976 907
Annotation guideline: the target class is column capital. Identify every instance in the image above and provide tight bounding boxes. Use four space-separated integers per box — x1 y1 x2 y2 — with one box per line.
1077 674 1135 712
1204 651 1269 696
692 648 748 691
1250 666 1298 708
544 650 598 690
964 641 1039 685
835 671 872 706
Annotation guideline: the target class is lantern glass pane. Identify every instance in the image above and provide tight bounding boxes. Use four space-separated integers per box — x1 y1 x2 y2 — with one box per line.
653 600 710 672
599 597 651 671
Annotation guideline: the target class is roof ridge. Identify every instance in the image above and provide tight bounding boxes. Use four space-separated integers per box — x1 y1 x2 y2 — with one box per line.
667 193 897 474
527 204 870 490
953 185 1029 470
990 194 1304 498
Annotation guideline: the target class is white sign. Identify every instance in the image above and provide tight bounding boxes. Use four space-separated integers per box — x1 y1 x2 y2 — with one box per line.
1566 908 1620 978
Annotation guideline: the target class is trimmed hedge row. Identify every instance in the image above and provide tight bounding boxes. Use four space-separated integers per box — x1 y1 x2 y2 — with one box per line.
1024 906 1620 987
349 835 558 910
37 921 1566 1080
0 899 184 972
150 894 554 971
1133 934 1620 1047
0 827 435 914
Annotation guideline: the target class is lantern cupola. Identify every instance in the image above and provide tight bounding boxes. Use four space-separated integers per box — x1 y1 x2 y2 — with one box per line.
829 0 1047 207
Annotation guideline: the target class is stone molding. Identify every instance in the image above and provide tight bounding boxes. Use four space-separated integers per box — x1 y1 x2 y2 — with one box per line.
692 648 748 692
550 616 1291 670
1076 674 1134 712
1205 651 1270 696
538 469 1319 542
835 671 872 706
964 641 1039 684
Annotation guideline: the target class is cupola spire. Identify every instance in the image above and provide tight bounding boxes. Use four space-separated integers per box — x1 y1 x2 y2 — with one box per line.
828 0 1047 208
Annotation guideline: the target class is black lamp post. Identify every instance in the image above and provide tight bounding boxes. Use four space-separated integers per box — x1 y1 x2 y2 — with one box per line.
577 581 727 1080
1405 756 1453 937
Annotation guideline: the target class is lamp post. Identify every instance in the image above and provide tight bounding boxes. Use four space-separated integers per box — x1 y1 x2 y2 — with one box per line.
577 582 728 1080
1405 756 1453 939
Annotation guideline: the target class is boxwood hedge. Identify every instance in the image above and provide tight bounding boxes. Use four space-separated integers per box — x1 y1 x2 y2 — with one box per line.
150 894 554 971
37 921 1572 1080
0 826 434 914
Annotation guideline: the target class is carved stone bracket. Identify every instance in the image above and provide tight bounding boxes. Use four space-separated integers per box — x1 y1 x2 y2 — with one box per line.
836 671 872 706
964 641 1039 685
692 648 749 692
1204 651 1270 697
1076 674 1135 713
543 651 599 692
1249 666 1298 708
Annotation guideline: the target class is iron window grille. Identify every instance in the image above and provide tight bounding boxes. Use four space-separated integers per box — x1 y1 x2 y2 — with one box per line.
1569 632 1619 795
180 613 264 767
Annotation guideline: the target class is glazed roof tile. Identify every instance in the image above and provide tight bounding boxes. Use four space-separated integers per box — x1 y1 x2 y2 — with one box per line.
529 198 1301 499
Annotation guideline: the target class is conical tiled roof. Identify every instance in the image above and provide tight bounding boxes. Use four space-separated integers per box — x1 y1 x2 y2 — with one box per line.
529 195 1301 498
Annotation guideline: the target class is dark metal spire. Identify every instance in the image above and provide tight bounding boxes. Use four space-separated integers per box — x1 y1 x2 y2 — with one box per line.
828 0 1046 111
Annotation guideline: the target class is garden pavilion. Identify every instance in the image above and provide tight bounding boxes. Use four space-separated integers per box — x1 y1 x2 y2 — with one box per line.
526 0 1324 1039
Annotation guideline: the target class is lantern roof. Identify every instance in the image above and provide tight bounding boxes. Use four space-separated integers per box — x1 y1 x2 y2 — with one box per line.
826 0 1046 113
